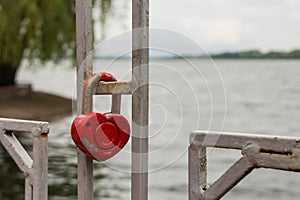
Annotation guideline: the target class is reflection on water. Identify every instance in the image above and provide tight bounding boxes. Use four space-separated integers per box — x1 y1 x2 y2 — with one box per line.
1 59 300 199
48 142 77 200
0 145 24 200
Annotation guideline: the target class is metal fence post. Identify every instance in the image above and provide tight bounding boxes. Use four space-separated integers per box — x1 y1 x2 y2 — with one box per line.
76 0 93 199
132 0 149 199
32 127 49 200
188 143 201 200
74 1 149 199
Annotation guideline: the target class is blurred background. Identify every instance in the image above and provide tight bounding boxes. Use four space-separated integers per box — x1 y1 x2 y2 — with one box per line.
1 0 300 199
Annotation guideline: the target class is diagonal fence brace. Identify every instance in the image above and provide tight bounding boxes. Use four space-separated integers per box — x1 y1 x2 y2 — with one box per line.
189 131 300 200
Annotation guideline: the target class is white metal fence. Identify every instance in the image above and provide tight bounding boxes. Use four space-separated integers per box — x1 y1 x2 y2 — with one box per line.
189 131 300 200
0 118 49 200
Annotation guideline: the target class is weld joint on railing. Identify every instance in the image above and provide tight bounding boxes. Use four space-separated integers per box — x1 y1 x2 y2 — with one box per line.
242 142 261 167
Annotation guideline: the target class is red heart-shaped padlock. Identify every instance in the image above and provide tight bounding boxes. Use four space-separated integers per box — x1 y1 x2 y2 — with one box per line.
71 112 130 161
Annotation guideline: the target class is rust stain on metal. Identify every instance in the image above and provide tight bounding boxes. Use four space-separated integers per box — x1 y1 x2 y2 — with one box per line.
96 81 132 95
41 133 48 137
288 154 298 159
40 134 48 140
288 167 300 172
259 148 292 156
294 139 300 148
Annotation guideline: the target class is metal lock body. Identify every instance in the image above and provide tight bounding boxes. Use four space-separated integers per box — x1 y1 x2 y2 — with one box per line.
71 72 130 161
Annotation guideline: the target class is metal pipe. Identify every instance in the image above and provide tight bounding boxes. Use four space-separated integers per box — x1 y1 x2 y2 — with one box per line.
191 131 298 152
25 177 32 200
188 144 202 200
75 0 93 199
204 157 254 200
32 128 48 200
131 0 149 199
0 117 49 133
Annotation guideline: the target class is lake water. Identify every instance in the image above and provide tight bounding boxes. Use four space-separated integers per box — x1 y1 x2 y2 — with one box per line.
1 59 300 199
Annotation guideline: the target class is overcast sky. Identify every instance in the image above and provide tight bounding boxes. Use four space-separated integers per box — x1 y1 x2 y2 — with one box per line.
95 0 300 54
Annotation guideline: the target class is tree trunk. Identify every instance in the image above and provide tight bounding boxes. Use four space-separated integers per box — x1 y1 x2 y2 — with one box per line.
0 63 17 86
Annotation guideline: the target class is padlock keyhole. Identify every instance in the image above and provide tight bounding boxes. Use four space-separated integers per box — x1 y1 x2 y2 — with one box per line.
95 122 119 150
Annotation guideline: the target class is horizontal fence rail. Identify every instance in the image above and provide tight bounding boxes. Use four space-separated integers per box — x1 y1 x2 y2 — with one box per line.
96 81 132 95
0 118 49 200
189 131 300 200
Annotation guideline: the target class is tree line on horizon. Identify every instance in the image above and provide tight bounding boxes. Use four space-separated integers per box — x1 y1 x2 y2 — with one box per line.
209 49 300 59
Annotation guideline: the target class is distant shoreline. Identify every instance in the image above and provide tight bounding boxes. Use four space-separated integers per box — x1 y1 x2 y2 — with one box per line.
94 49 300 60
209 49 300 59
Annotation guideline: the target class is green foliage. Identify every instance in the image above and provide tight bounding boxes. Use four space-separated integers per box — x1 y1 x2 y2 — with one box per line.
0 0 75 68
0 0 112 69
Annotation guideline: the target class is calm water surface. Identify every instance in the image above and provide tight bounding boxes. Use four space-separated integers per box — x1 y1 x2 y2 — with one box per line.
1 59 300 199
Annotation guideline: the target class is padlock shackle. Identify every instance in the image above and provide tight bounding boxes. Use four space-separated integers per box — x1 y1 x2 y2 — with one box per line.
82 72 121 114
111 94 121 114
